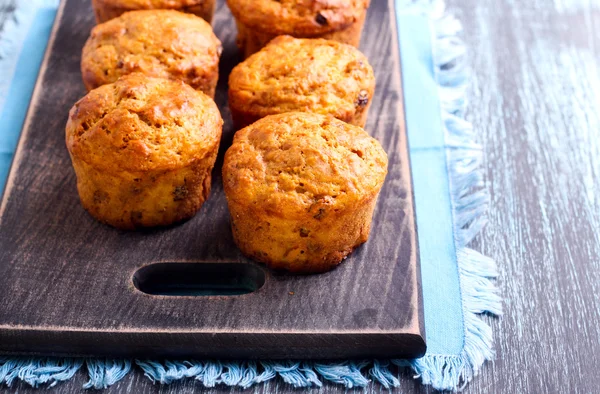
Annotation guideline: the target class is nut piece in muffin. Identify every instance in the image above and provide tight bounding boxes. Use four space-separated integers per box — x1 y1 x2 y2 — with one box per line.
222 112 388 273
66 74 223 230
92 0 216 24
81 10 221 97
229 36 375 129
227 0 370 57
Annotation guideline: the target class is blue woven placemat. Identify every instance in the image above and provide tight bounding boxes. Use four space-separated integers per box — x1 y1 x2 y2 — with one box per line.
0 0 501 391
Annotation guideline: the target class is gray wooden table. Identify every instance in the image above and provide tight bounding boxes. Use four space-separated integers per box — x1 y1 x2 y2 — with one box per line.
2 0 600 393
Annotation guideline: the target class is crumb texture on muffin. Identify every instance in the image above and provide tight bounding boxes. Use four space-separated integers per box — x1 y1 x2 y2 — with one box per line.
66 74 222 229
229 36 375 128
223 112 387 273
97 0 209 6
67 73 221 172
81 10 221 95
224 112 387 215
92 0 216 23
226 0 370 36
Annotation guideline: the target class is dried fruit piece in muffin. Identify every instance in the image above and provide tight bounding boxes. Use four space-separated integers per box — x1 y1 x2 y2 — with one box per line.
226 0 370 57
229 36 375 129
81 10 221 97
222 112 388 273
66 74 223 230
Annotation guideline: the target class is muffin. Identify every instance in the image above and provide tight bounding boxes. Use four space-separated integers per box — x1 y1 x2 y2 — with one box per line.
226 0 370 58
66 74 223 230
92 0 216 24
222 112 388 273
229 36 375 130
81 10 221 97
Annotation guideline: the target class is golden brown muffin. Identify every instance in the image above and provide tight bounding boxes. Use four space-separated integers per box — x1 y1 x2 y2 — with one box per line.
229 36 375 130
81 10 221 97
92 0 216 24
227 0 370 58
66 74 223 230
222 112 388 273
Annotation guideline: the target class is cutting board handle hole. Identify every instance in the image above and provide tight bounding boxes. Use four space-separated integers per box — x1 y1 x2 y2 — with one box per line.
133 262 266 296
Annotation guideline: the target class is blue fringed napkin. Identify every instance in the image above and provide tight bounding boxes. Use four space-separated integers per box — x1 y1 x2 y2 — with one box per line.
0 0 501 391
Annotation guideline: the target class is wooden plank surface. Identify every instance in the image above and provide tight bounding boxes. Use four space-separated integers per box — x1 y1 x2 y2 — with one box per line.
3 0 600 392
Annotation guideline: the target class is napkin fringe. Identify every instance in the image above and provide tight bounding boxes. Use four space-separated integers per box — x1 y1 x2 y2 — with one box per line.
0 0 58 108
0 357 82 388
82 359 132 389
402 3 502 391
132 360 380 389
0 3 33 108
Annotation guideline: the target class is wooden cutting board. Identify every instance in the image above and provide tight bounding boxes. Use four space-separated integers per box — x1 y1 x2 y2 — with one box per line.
0 0 426 359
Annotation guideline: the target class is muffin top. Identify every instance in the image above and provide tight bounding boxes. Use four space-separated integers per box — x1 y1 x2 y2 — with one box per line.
229 36 375 122
226 0 370 36
223 112 387 218
81 10 221 91
66 74 222 172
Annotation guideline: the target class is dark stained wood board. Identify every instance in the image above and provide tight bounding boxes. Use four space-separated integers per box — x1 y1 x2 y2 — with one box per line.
0 0 425 360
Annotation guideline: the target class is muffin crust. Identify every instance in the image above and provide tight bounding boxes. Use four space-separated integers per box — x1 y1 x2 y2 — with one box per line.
229 36 375 129
223 112 388 273
66 74 223 229
81 10 221 96
227 0 369 36
92 0 216 24
227 0 370 57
